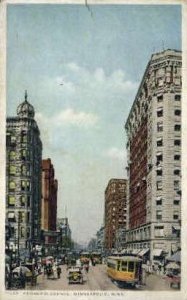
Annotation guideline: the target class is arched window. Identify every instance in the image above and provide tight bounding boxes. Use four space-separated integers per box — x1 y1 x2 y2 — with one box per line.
8 195 15 206
9 151 16 161
9 181 16 190
9 165 16 175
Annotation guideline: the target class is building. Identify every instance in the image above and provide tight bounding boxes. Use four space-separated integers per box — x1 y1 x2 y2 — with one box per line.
41 158 58 251
57 217 72 252
96 226 105 253
125 49 181 263
6 91 42 254
104 179 127 250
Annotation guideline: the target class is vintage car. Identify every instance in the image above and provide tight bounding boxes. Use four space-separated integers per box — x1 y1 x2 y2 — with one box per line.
67 267 83 284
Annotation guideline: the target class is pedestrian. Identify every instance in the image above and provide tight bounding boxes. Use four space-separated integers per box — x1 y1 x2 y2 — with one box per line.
57 266 61 279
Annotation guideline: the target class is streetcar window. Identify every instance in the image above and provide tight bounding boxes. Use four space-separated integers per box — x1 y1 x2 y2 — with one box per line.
128 262 134 272
117 261 121 271
121 261 128 271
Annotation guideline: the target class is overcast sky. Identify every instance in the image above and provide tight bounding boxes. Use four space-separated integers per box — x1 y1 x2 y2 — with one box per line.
7 4 181 246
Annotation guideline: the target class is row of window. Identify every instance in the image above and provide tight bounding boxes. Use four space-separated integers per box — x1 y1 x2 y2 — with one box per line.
157 94 181 102
157 123 181 132
156 168 180 176
156 210 179 220
8 195 31 207
8 165 31 176
157 109 181 118
9 149 30 161
156 180 180 190
156 198 180 206
7 211 31 223
8 180 31 191
157 139 181 147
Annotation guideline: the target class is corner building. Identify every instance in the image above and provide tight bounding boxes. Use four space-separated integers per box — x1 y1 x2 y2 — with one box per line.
104 179 127 250
125 50 181 263
6 92 42 251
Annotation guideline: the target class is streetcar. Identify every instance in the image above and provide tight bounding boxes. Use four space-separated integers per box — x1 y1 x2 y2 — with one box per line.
91 252 102 264
107 256 142 287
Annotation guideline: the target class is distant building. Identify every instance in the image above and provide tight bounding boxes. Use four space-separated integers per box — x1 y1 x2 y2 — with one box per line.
125 49 181 262
6 91 42 252
96 226 105 252
104 179 127 250
41 158 58 249
57 217 72 251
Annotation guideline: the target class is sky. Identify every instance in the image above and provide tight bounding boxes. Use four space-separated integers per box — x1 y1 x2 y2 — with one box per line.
7 4 181 246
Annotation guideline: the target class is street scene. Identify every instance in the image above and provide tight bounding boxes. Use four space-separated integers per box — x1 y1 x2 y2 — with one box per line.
5 4 182 292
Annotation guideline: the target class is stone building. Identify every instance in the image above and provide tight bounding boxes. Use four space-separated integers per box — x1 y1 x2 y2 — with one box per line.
104 178 127 250
125 49 181 263
41 158 58 249
6 91 42 253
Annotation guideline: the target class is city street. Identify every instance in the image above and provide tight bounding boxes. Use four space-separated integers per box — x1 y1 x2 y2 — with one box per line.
27 264 176 291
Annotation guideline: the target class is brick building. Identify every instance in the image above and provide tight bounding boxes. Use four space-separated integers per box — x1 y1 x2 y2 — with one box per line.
104 179 127 250
41 158 58 248
125 49 181 263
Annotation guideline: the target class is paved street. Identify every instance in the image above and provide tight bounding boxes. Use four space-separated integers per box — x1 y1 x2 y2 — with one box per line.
26 264 177 291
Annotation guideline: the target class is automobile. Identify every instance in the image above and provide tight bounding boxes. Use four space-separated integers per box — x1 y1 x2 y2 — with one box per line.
67 267 83 284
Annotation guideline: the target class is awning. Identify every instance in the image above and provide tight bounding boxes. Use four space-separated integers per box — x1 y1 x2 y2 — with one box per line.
156 196 162 200
157 108 163 112
157 137 162 141
167 251 181 262
156 152 162 156
132 249 140 255
152 249 163 257
172 225 180 230
138 248 150 257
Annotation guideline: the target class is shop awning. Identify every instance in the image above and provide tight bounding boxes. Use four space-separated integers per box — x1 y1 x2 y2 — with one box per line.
152 249 163 257
172 225 180 230
138 248 150 257
132 249 140 255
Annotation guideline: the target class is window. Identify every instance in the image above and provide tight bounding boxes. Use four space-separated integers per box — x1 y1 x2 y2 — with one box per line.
174 139 181 146
27 212 30 222
174 154 180 161
27 196 30 207
27 227 30 238
175 109 181 116
174 200 180 205
9 151 16 161
8 212 15 222
21 165 27 176
174 124 181 131
21 180 31 191
8 196 15 206
157 122 163 132
174 169 180 176
121 261 128 271
157 139 163 147
20 196 26 207
157 169 163 176
157 95 163 102
20 227 25 238
128 262 134 272
9 165 16 175
10 135 16 144
173 211 179 220
157 181 162 190
21 131 27 143
175 95 181 101
154 226 164 237
156 198 162 205
157 109 163 117
9 181 16 190
174 181 180 190
156 210 162 220
19 212 25 222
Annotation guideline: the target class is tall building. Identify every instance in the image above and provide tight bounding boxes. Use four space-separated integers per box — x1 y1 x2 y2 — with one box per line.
6 91 42 252
41 158 58 248
104 179 127 250
125 49 181 262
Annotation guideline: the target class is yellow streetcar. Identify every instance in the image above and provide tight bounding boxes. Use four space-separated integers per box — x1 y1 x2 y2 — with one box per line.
107 256 142 287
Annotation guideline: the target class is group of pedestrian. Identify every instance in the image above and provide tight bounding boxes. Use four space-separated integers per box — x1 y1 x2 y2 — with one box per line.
44 263 62 280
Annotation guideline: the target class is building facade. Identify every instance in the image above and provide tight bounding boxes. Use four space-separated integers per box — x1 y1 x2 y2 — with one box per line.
6 92 42 253
41 158 58 248
104 179 127 250
125 49 181 262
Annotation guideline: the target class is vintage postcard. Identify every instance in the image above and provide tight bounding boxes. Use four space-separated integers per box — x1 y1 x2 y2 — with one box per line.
0 0 187 300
